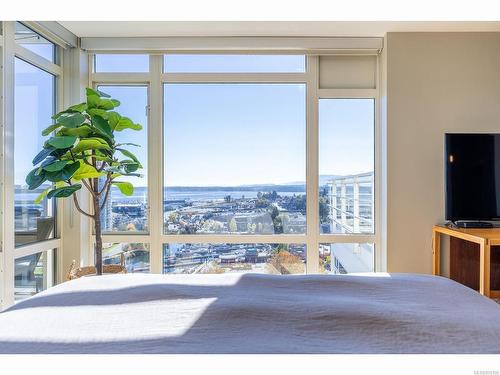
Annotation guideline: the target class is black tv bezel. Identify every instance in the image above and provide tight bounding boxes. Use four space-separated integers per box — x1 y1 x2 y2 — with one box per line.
445 133 500 222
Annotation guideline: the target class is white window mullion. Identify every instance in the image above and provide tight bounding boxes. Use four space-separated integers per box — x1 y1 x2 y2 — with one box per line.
14 44 62 76
1 21 17 309
306 56 320 274
162 72 307 83
374 54 385 272
161 234 306 245
13 239 61 259
148 55 163 273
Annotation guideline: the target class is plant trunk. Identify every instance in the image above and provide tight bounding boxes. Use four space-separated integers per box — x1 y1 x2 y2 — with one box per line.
93 181 103 276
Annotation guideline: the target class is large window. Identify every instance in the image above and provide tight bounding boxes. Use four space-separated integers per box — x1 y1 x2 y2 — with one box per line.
163 84 306 235
14 58 56 247
97 85 149 233
88 52 380 278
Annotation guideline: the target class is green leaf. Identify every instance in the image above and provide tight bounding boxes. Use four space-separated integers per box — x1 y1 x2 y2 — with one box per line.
87 94 100 109
47 184 82 199
72 164 104 180
107 112 121 128
112 181 134 196
34 187 50 204
97 98 120 110
32 147 55 165
51 103 87 120
58 113 86 128
58 125 92 137
26 169 47 190
87 108 108 118
42 123 61 136
39 156 57 169
125 164 140 173
47 136 77 149
86 87 111 98
42 160 70 172
45 162 80 182
113 117 142 131
72 138 111 153
68 102 87 112
117 148 139 162
117 160 141 173
92 115 113 137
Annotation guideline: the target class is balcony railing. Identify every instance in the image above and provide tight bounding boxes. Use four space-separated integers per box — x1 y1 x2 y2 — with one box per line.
327 172 374 234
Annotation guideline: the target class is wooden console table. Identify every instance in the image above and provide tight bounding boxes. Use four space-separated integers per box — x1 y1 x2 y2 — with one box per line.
432 225 500 298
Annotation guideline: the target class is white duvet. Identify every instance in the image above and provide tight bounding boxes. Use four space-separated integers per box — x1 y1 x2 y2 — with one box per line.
0 272 499 353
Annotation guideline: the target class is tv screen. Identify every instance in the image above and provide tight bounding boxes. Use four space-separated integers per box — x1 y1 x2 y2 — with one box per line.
445 133 500 222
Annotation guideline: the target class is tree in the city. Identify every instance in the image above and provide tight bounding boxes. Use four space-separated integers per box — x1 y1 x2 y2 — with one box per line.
229 218 237 232
268 248 304 275
25 88 143 275
270 206 279 221
168 212 179 223
319 195 330 223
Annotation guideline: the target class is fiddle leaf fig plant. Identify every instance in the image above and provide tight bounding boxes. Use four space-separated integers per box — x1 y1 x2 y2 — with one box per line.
26 87 143 275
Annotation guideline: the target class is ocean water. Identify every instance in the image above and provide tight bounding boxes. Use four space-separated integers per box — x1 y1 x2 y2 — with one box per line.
164 189 304 201
15 187 306 204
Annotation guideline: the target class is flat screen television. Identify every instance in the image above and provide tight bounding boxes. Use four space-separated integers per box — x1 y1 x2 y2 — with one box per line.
445 133 500 223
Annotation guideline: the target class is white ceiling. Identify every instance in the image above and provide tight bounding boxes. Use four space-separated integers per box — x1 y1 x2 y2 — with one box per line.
59 21 500 38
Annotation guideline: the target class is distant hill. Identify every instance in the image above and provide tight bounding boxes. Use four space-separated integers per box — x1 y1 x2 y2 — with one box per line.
163 184 305 192
120 175 346 194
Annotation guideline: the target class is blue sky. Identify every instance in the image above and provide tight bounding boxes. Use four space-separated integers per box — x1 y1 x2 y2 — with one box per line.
164 83 306 186
319 99 374 177
15 58 55 186
15 55 374 188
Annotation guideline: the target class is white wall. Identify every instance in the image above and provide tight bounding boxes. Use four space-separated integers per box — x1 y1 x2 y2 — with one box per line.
386 32 500 273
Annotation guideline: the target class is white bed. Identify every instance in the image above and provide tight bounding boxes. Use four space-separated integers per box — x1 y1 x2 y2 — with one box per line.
0 272 499 353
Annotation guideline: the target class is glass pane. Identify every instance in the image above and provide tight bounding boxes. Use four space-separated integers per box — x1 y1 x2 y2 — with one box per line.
103 243 150 273
319 99 375 234
319 243 374 274
94 54 149 72
15 58 56 247
15 22 55 63
15 249 54 301
164 243 305 275
164 84 306 235
164 54 306 73
97 86 148 233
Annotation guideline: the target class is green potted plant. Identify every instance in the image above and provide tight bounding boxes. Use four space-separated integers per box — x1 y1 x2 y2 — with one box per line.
25 87 143 275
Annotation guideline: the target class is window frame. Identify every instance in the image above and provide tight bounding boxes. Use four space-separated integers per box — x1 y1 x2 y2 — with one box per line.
1 21 64 308
89 52 382 275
